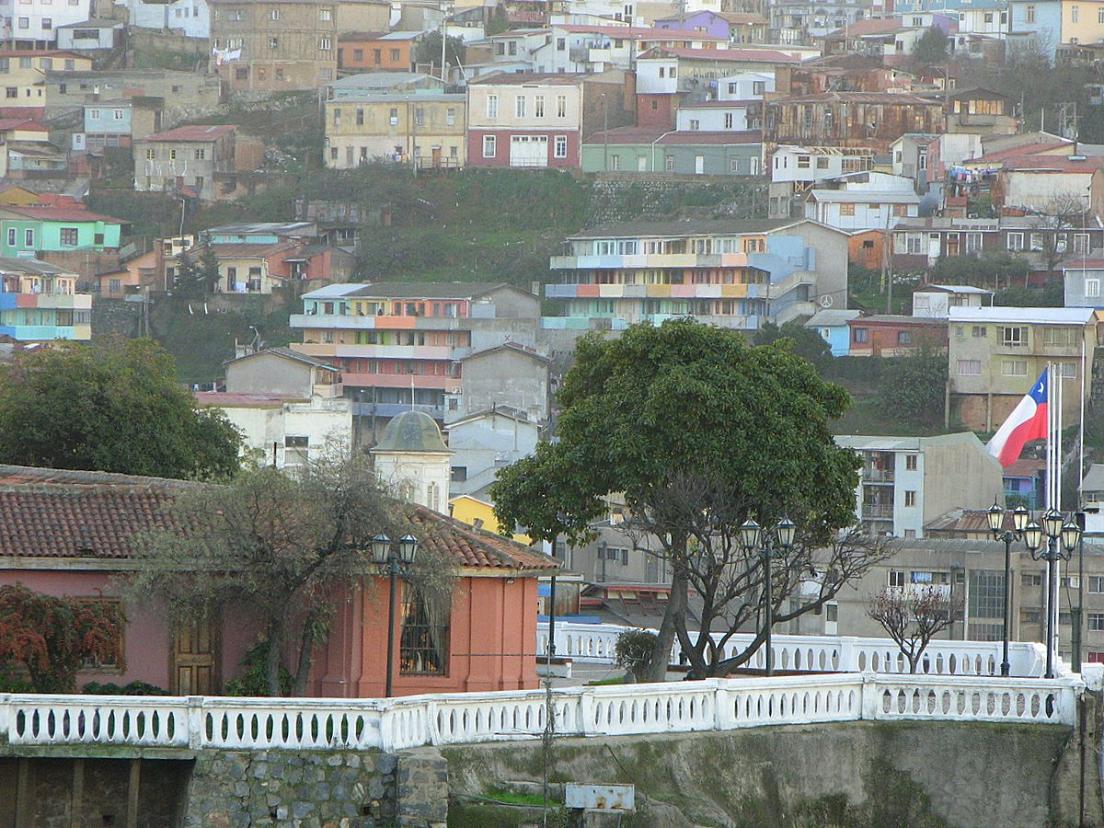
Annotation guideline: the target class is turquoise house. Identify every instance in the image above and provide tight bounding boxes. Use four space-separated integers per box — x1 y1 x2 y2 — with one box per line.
582 127 763 176
803 309 860 357
0 207 124 258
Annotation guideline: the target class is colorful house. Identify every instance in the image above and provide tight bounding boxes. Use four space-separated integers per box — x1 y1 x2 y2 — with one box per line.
449 493 533 545
804 308 860 356
0 256 91 342
0 464 558 697
582 126 763 175
0 205 123 257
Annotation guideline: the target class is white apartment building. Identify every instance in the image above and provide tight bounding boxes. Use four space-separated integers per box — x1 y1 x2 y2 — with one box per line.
717 71 774 100
675 100 757 132
1 0 91 46
116 0 210 38
836 433 1005 540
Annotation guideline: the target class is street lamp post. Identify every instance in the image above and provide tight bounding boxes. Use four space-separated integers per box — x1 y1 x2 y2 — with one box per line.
986 502 1030 676
1023 510 1081 679
740 515 797 676
371 533 420 698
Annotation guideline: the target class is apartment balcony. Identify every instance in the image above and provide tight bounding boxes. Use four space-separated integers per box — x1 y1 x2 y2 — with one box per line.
290 313 472 332
862 469 895 484
540 314 760 331
887 583 952 600
549 252 751 271
766 271 817 299
294 342 467 361
0 293 92 310
350 401 446 419
341 374 460 391
544 283 766 300
861 503 894 519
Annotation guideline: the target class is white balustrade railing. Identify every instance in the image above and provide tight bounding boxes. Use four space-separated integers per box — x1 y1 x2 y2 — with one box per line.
538 622 1053 678
0 671 1081 754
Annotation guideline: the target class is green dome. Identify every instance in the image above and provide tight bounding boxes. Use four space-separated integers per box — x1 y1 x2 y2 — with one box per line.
375 411 449 453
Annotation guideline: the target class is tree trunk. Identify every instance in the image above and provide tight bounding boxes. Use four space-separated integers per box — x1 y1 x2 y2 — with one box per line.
266 616 285 696
646 565 686 682
292 611 319 696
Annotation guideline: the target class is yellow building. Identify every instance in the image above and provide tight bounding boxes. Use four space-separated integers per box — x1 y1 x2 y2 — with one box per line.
0 50 93 114
449 494 532 545
1061 0 1104 43
324 93 467 170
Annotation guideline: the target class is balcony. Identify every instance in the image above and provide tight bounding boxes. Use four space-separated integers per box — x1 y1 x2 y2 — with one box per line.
862 469 895 484
887 583 952 600
550 253 749 271
544 283 762 300
290 313 471 331
861 503 894 519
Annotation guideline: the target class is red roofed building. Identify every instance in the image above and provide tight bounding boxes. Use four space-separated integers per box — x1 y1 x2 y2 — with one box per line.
0 464 558 697
132 124 264 202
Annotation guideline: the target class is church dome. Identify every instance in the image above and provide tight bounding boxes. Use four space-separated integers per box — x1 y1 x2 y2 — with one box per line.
374 410 450 453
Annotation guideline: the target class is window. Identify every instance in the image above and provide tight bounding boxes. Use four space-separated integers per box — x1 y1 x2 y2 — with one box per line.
41 17 51 29
446 107 455 126
1026 4 1036 22
665 155 674 172
1001 359 1028 377
999 326 1028 347
1087 279 1101 298
965 232 982 253
688 119 700 130
797 155 811 168
414 107 424 127
889 570 905 588
957 359 981 376
269 7 280 19
113 109 124 120
840 203 856 217
1075 232 1091 254
972 325 986 338
320 7 332 20
853 327 869 344
816 156 829 170
169 149 177 160
534 95 544 117
320 36 332 51
897 330 912 346
1072 5 1080 22
89 108 100 120
389 107 398 126
23 229 33 248
905 454 918 471
753 80 765 95
1090 613 1104 632
6 228 14 246
730 158 740 173
557 37 566 50
904 490 916 507
515 95 526 118
400 588 449 675
1043 327 1075 346
389 48 400 62
557 95 566 118
724 112 734 129
146 148 155 160
194 148 206 160
554 135 567 158
60 227 78 246
1090 576 1104 594
611 154 621 171
17 18 27 29
482 134 496 158
4 87 15 99
486 94 498 119
825 604 838 622
1023 572 1043 587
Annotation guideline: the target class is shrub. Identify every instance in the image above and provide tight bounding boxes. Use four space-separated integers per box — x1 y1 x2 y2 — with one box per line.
83 680 169 695
223 642 293 697
615 629 658 683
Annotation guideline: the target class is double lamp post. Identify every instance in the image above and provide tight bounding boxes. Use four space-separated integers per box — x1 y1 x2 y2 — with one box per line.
371 533 419 698
739 515 796 677
986 504 1081 679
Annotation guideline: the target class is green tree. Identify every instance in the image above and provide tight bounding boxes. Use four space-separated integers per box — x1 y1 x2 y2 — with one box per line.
912 26 948 65
492 320 884 679
415 31 466 75
129 454 458 695
0 584 124 692
0 336 241 479
172 245 202 298
877 348 948 428
752 321 831 369
485 6 509 35
198 240 222 295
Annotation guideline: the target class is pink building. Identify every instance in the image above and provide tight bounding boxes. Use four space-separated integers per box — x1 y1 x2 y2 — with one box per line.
0 465 557 697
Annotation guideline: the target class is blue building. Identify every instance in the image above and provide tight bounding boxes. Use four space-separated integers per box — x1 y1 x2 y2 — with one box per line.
1003 458 1045 509
804 309 860 356
1008 0 1060 61
83 100 133 151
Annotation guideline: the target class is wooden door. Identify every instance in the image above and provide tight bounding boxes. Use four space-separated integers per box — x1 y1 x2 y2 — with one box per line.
171 614 219 695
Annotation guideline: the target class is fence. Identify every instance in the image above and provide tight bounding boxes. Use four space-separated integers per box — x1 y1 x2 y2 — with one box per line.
0 672 1079 754
537 622 1052 678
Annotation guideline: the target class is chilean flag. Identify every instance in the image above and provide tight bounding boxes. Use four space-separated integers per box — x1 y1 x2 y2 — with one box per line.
987 369 1048 468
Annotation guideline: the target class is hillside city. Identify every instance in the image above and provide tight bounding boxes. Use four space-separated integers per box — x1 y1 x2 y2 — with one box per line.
4 0 1104 822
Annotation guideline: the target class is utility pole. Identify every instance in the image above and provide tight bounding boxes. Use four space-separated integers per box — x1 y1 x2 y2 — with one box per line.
602 92 609 172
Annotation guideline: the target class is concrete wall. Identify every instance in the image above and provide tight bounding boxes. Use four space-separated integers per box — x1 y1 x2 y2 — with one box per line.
458 349 549 421
225 353 315 396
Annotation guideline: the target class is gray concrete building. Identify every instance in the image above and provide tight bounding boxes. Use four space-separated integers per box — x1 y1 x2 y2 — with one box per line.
836 433 1005 539
446 407 541 498
456 343 549 424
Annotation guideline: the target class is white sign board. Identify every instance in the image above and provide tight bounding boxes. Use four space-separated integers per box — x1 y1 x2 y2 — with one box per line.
564 784 635 812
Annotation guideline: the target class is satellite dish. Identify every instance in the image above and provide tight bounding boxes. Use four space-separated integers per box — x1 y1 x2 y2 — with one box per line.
819 294 834 308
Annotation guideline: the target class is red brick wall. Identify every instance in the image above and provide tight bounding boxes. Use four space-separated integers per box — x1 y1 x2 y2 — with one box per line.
636 94 675 129
466 129 580 168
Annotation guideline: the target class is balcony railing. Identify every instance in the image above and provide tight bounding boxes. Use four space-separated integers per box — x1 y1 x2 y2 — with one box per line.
862 503 894 519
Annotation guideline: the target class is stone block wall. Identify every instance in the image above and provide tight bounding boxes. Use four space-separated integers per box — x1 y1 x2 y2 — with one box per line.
182 748 448 828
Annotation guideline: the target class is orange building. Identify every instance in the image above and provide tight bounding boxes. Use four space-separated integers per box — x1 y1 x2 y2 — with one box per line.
848 229 884 271
338 31 419 72
0 465 558 698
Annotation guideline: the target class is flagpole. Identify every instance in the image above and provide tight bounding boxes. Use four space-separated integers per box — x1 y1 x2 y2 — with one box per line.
1054 362 1063 662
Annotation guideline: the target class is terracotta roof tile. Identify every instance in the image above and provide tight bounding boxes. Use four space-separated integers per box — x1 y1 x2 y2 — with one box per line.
407 506 559 572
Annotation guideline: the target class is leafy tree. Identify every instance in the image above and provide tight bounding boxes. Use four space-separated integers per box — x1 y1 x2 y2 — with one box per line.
931 253 1029 292
995 282 1063 307
485 5 509 36
877 348 948 428
415 32 466 75
129 453 458 695
912 26 948 65
198 239 222 295
493 320 884 680
868 585 961 673
752 321 831 369
614 629 658 682
0 584 124 692
172 244 201 298
0 337 241 479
